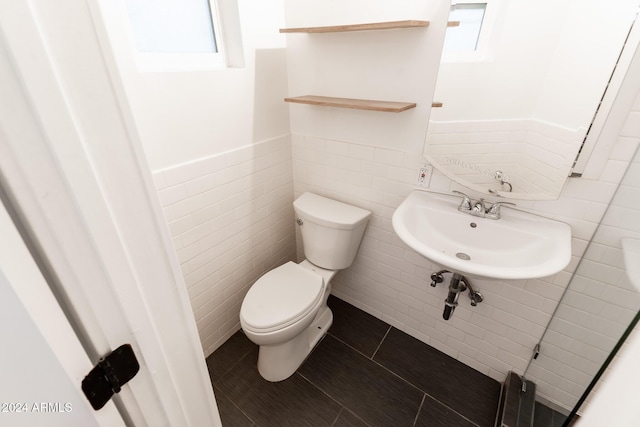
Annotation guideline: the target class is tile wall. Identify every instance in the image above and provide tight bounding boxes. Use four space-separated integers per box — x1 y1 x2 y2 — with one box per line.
528 138 640 410
426 119 581 196
291 103 639 387
152 135 296 356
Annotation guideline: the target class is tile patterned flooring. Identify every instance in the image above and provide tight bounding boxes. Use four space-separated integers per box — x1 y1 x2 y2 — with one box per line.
206 296 502 426
532 402 570 427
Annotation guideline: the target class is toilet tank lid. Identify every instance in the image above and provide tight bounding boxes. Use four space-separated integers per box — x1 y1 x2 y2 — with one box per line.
294 192 371 230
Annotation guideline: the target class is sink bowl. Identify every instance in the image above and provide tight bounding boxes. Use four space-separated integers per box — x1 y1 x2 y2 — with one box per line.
392 191 572 280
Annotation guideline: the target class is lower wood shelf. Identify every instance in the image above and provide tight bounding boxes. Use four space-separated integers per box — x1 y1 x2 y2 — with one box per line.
284 95 416 113
279 20 430 34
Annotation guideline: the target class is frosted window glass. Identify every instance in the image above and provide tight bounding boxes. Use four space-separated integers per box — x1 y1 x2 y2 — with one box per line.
125 0 217 53
444 4 486 53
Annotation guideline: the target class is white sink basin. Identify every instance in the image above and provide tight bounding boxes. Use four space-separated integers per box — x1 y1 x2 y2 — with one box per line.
392 191 572 280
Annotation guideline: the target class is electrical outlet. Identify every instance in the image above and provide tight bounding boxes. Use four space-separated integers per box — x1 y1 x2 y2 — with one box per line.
418 165 432 187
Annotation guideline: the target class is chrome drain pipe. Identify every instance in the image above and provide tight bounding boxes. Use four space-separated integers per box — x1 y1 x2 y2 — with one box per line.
443 273 466 320
430 271 483 320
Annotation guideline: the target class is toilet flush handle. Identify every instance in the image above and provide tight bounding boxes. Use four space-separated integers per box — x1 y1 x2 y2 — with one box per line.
295 218 303 226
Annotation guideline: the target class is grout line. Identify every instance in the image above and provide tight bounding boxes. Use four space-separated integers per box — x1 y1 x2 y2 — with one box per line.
421 391 482 427
371 325 392 360
297 370 344 408
330 328 489 426
329 407 344 427
328 332 426 396
214 332 488 427
297 371 372 426
210 384 258 426
494 381 505 427
217 314 498 426
412 394 426 427
206 338 256 384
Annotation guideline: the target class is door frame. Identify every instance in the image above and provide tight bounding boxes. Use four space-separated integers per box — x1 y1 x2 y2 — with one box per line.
0 193 125 427
0 0 221 425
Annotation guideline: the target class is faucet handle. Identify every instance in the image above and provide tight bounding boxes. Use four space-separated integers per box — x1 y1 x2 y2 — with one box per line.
486 201 516 217
452 190 472 210
473 198 487 213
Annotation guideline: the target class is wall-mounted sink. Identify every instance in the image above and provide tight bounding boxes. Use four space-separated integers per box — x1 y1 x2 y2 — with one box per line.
392 191 572 280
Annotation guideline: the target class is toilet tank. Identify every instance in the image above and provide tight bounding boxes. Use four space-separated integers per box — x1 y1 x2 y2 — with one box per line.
293 193 371 270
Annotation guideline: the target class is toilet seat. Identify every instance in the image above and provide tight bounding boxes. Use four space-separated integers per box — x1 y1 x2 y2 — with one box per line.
241 262 324 333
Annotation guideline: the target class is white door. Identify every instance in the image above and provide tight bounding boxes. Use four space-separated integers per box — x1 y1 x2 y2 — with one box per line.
0 0 221 425
0 199 125 427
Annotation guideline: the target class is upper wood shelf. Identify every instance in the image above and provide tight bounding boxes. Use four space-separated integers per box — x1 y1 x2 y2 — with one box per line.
280 20 430 34
284 95 416 113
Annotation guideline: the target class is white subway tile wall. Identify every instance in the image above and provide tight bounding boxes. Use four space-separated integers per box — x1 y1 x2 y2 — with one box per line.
426 119 580 196
153 135 296 356
290 90 639 398
528 146 640 410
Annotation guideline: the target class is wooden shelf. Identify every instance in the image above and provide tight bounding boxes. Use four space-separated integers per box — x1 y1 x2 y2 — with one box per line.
284 95 416 113
280 20 429 34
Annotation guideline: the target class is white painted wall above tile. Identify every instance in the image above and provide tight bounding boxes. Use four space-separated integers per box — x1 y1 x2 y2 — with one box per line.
283 0 450 153
97 0 289 170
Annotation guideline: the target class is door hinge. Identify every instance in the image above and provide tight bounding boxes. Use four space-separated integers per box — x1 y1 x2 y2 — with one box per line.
81 344 140 410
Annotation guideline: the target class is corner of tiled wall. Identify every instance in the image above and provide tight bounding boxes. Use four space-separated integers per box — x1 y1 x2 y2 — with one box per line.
152 135 296 356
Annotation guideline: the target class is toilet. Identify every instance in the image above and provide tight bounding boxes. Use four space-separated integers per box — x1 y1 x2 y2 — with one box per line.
240 192 371 382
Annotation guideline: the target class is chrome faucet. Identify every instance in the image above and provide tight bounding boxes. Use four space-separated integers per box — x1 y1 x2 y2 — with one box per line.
452 191 515 220
472 199 486 214
486 201 516 219
452 190 471 210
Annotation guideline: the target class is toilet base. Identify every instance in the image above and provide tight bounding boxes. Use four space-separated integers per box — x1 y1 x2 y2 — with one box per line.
257 306 333 382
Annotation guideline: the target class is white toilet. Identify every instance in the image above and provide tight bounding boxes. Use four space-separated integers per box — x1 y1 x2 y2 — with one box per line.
240 192 371 382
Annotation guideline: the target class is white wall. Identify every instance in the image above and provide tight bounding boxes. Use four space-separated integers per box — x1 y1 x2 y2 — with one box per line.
97 0 289 171
434 0 564 121
433 0 635 128
578 319 640 425
533 0 640 127
284 0 450 153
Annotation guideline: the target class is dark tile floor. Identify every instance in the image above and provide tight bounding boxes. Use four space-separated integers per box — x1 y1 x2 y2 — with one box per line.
206 295 502 426
533 402 571 427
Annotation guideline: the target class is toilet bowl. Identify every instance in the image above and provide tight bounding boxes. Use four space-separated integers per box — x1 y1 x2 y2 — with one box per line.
240 192 371 382
241 260 336 381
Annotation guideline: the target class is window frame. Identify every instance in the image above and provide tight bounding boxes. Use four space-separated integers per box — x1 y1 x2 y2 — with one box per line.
442 0 504 63
123 0 227 72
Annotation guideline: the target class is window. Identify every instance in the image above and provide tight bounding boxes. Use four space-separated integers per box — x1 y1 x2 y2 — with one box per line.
123 0 226 71
443 3 487 53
